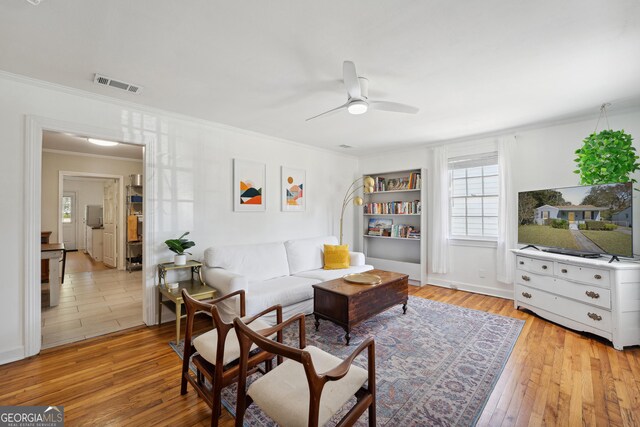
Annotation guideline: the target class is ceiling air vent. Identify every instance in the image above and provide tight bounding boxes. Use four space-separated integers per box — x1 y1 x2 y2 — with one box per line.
93 74 143 95
339 144 354 149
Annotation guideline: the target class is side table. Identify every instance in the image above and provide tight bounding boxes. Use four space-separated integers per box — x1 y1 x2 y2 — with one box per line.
157 260 216 343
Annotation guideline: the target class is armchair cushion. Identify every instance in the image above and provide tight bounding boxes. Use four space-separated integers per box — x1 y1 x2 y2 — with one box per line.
193 316 272 366
247 345 368 427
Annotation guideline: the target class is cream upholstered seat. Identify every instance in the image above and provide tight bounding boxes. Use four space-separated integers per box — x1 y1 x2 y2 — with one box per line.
247 345 369 426
193 316 271 366
234 311 376 427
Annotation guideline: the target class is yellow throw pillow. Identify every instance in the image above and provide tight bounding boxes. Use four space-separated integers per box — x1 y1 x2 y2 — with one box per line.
323 244 350 270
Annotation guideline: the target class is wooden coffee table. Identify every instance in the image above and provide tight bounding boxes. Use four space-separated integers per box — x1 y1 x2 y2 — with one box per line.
313 269 409 345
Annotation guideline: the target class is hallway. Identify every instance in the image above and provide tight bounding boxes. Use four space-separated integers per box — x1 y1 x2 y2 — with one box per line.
41 268 143 349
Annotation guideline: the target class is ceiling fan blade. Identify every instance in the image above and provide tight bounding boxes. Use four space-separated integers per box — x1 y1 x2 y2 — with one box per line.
305 102 349 121
343 61 361 99
370 100 419 114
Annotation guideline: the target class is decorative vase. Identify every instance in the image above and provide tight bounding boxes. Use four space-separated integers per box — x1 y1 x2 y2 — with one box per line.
174 254 187 266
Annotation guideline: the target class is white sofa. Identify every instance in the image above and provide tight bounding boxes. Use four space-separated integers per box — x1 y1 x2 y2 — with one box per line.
202 236 373 324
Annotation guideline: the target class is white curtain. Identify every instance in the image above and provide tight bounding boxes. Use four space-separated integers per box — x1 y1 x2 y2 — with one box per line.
431 146 449 274
496 136 517 283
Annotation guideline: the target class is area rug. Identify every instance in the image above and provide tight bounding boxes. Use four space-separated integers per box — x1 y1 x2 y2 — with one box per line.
170 296 524 426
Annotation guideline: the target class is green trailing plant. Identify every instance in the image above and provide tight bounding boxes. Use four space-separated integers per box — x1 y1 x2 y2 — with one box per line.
165 232 195 255
574 129 639 187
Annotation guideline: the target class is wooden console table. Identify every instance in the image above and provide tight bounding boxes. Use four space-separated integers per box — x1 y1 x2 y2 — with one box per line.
41 243 65 307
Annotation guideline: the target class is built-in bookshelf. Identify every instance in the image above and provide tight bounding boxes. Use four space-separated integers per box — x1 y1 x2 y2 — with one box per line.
359 168 427 284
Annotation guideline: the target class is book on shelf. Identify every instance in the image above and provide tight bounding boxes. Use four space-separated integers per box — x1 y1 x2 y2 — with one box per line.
373 172 421 192
390 224 420 239
363 200 421 215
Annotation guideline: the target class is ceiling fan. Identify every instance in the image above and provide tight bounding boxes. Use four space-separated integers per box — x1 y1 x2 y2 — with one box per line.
306 61 419 121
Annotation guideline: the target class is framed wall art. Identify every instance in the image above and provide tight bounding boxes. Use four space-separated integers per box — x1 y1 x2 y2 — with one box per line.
281 166 305 212
234 159 266 212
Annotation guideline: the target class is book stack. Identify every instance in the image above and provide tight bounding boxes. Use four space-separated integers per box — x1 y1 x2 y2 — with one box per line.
368 218 392 236
390 225 421 239
364 200 421 215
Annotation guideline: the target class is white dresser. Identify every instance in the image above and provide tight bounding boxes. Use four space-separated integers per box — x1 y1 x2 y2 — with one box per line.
513 249 640 350
86 226 104 262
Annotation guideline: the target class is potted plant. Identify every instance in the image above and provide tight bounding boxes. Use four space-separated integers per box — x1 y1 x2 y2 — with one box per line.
165 232 195 266
574 129 638 189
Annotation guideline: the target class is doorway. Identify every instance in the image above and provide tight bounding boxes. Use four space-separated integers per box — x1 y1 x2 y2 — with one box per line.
40 130 145 349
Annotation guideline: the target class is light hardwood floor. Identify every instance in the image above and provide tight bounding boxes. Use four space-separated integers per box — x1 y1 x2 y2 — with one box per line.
65 250 112 273
41 268 143 348
4 285 639 426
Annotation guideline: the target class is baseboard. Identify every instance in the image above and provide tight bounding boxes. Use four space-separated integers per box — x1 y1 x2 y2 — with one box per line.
0 346 25 365
426 278 513 300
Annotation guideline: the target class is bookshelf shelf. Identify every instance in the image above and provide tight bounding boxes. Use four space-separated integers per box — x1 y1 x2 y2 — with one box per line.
360 168 427 284
364 235 421 241
368 189 420 194
364 213 420 216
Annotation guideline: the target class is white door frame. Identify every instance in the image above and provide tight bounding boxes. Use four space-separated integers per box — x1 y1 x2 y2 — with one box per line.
24 115 155 358
58 173 125 269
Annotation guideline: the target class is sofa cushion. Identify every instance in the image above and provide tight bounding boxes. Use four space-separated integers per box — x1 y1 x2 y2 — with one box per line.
292 264 373 282
246 275 319 316
204 242 290 282
284 236 339 275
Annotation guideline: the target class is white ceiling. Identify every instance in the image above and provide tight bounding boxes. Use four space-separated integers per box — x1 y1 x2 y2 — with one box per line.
43 131 143 160
3 1 640 154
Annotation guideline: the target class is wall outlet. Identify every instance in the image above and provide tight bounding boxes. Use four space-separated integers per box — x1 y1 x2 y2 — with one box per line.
478 269 486 278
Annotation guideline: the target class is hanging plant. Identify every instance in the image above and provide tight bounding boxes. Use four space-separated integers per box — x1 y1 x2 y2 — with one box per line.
574 104 639 189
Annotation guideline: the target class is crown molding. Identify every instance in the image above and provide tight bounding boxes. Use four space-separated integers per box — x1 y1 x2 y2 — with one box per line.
0 70 359 160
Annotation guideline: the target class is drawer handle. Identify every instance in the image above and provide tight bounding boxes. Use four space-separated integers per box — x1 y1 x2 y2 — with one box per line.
587 312 602 321
585 290 600 299
522 275 530 281
561 269 568 273
542 265 548 270
594 274 602 280
521 292 532 299
519 261 524 265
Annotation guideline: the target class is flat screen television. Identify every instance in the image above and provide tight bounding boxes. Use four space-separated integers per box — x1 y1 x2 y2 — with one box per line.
518 182 633 258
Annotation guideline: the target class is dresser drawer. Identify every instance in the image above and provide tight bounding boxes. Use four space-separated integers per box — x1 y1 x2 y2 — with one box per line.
515 270 611 309
516 256 554 276
555 262 610 288
516 284 612 332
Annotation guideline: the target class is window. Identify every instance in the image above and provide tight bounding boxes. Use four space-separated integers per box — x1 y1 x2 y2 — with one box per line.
449 153 499 239
62 196 72 223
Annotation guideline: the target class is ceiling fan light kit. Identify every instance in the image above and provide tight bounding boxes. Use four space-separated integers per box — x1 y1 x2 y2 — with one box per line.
306 60 419 121
347 100 368 115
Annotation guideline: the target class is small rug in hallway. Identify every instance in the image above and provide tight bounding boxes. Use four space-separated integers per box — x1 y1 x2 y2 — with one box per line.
171 296 524 426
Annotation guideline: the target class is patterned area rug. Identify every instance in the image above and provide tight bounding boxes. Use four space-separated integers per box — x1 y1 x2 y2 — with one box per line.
170 296 524 426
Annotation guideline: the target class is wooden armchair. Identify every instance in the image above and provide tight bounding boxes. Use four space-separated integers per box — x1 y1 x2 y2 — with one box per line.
180 289 282 427
234 312 376 427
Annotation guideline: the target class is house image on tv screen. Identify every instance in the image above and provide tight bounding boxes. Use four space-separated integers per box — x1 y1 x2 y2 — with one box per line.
534 205 607 229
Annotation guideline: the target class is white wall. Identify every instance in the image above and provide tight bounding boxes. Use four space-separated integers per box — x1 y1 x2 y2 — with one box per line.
0 73 358 364
62 177 108 250
360 109 640 298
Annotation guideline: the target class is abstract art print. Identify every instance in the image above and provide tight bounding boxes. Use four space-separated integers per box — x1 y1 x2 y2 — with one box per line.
234 159 266 212
281 166 305 211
